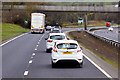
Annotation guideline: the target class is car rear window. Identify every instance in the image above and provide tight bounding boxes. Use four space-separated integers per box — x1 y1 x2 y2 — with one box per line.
55 26 60 28
57 43 78 49
50 35 65 40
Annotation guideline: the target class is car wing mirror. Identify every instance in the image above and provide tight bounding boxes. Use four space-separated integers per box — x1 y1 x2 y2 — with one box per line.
67 38 70 40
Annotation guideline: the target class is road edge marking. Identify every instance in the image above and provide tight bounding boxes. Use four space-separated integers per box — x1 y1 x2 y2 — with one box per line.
0 33 28 47
83 54 112 78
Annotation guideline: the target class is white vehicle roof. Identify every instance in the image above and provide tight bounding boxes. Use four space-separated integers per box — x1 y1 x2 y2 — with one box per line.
32 13 45 16
56 40 78 45
49 33 65 36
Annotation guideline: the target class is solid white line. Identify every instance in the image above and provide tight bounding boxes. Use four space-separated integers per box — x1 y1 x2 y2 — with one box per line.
32 53 35 56
24 71 29 76
83 54 112 78
0 33 28 47
29 60 33 64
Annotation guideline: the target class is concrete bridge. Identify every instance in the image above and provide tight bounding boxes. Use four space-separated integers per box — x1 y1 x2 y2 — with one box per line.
2 5 120 13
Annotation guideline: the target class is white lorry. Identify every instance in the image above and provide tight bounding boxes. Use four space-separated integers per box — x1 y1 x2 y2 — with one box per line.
31 13 45 34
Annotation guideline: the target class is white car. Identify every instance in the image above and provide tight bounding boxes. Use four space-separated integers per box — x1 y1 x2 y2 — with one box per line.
53 26 61 30
50 29 61 33
108 27 113 31
46 26 52 31
51 40 83 68
45 33 68 53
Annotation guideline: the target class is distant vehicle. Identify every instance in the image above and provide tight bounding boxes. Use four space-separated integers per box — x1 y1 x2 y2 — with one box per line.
46 26 52 31
31 13 45 34
108 27 113 31
106 23 111 27
45 33 68 53
51 40 83 68
54 26 61 30
78 18 83 24
115 5 118 7
50 29 61 33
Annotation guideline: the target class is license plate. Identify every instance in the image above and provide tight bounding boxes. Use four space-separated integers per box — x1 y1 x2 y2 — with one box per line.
63 52 72 54
36 29 39 31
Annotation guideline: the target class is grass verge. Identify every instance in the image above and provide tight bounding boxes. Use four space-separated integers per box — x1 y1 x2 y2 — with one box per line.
67 31 119 70
1 23 30 41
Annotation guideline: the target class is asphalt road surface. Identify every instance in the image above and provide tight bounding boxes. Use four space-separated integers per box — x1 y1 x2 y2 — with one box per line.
2 28 108 79
93 28 119 42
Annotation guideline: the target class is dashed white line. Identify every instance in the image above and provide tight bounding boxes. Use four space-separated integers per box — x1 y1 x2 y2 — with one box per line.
35 48 37 50
38 42 40 44
29 60 33 64
31 56 33 59
24 71 29 76
32 53 36 56
36 45 38 47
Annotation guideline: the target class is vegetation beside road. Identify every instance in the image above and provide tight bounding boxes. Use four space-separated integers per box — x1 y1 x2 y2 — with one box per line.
1 23 30 41
62 20 117 28
67 31 119 69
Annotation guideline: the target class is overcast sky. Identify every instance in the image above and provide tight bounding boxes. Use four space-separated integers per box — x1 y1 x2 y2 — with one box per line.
1 0 119 2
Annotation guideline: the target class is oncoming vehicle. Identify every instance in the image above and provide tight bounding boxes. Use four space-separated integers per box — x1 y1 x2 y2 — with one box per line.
108 27 113 31
51 40 83 68
45 33 68 53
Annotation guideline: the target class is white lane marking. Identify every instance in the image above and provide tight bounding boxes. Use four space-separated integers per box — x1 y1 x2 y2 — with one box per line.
39 34 46 41
0 33 28 47
24 71 29 76
38 42 40 44
32 53 35 56
35 48 37 50
83 54 112 78
36 45 38 47
29 60 33 64
31 56 33 59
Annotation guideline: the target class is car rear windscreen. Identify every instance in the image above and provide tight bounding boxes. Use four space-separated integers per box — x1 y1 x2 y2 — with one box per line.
50 35 65 40
55 26 60 28
57 43 78 49
52 30 60 33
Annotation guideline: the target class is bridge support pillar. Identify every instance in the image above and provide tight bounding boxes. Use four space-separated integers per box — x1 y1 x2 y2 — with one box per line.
84 13 87 30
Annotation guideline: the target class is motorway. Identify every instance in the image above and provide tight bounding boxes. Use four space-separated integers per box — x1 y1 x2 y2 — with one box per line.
88 27 120 42
93 28 119 42
2 28 111 79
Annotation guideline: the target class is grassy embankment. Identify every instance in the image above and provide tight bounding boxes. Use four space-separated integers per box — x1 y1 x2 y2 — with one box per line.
68 31 119 70
1 23 30 41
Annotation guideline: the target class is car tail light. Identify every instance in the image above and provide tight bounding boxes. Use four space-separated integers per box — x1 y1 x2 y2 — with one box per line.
53 47 57 52
41 29 43 31
77 47 81 52
31 29 33 31
47 40 53 42
53 59 57 61
78 59 81 61
77 50 81 52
